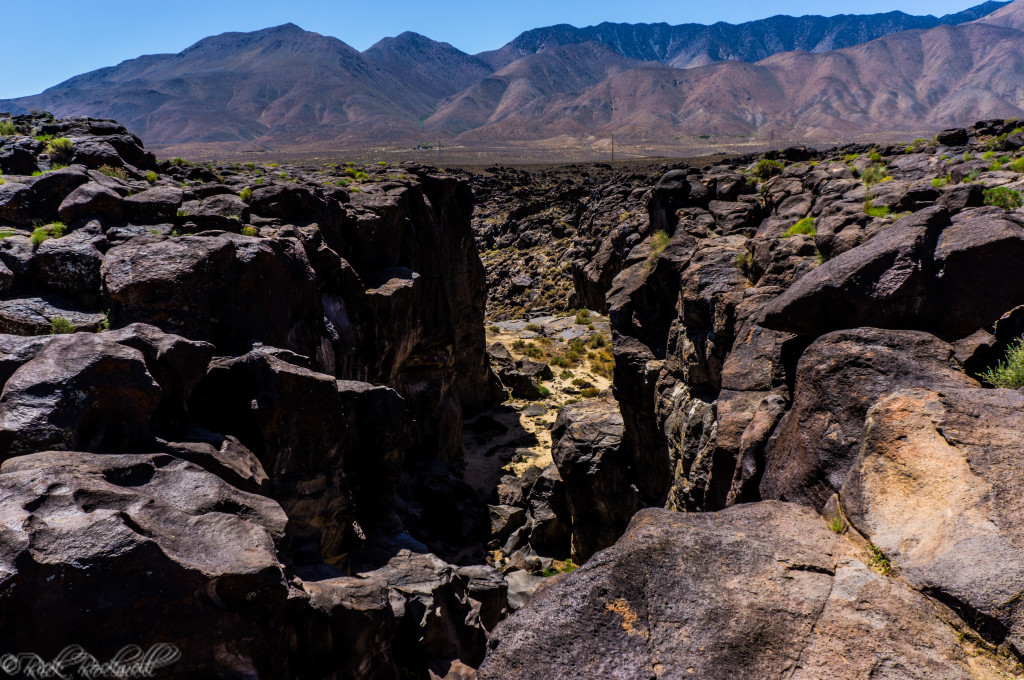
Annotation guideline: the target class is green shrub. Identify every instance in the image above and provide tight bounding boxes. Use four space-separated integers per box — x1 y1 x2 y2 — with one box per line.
46 138 74 165
377 161 387 167
990 161 1004 172
49 316 75 335
644 230 670 269
549 356 571 368
1010 158 1024 173
963 168 983 183
868 150 883 163
862 166 891 186
525 323 543 333
574 309 591 325
587 334 606 349
145 170 158 184
843 153 859 162
983 186 1023 211
538 386 552 398
239 187 253 203
170 157 189 167
785 216 816 237
97 310 111 332
867 544 895 577
511 339 526 350
827 511 845 534
30 228 50 247
864 200 891 218
580 387 600 398
50 222 66 238
240 225 257 237
752 158 784 180
980 336 1024 388
983 150 996 160
33 134 53 142
930 175 950 188
560 369 574 380
0 230 14 239
962 152 974 162
98 165 129 180
0 120 17 136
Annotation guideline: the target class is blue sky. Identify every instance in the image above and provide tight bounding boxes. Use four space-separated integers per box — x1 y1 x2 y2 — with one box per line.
0 0 991 98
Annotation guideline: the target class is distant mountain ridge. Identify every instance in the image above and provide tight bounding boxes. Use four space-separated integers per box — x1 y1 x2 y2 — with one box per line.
0 1 1019 148
476 1 1009 69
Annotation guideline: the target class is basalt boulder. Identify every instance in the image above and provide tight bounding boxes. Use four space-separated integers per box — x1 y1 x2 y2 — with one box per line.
761 328 978 510
0 451 298 679
479 502 1003 680
842 387 1024 654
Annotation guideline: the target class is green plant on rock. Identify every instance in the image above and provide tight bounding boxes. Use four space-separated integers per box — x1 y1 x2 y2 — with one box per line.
980 336 1024 388
864 199 891 219
867 544 895 577
240 225 257 237
827 511 845 534
145 170 158 184
931 175 951 188
97 310 111 333
862 165 891 187
752 158 785 180
574 309 592 325
644 230 670 269
50 222 66 238
538 385 552 398
1010 158 1024 173
0 230 14 239
983 186 1023 211
963 168 983 183
98 165 129 180
46 137 74 165
580 387 601 398
868 150 883 163
239 187 253 203
587 334 606 349
30 228 50 247
0 120 17 136
785 216 816 237
170 157 189 167
49 316 75 335
843 153 859 162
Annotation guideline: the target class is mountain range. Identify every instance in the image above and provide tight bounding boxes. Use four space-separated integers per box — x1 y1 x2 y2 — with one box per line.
2 0 1023 149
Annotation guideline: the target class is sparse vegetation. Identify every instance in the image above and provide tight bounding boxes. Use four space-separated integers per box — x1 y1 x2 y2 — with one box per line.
867 544 895 577
580 387 600 398
97 311 111 333
980 336 1024 388
861 165 891 186
145 170 158 184
574 309 591 325
98 165 129 180
843 153 859 162
868 150 883 163
752 158 785 180
864 199 891 218
785 216 816 237
983 186 1023 211
30 228 50 247
170 157 190 167
46 138 74 164
930 175 951 188
645 230 670 269
525 323 543 333
827 511 845 534
239 187 253 203
541 559 577 577
241 226 257 237
49 316 75 335
0 120 17 136
963 168 983 183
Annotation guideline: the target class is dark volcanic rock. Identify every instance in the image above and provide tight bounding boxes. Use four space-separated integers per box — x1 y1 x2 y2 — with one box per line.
0 451 297 679
551 400 635 562
0 332 162 458
842 387 1024 654
102 234 323 358
479 502 984 680
760 328 977 510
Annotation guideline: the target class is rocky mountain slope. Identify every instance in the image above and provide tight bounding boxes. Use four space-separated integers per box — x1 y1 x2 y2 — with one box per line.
0 1 1017 148
477 2 1007 70
5 111 1024 678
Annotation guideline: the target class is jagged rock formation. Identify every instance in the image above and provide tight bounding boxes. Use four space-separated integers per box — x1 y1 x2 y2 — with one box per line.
477 121 1024 677
0 113 498 678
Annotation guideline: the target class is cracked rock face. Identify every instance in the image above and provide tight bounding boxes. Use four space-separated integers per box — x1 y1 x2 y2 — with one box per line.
479 502 1004 680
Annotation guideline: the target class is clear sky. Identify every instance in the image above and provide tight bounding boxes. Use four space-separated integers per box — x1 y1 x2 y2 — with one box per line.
0 0 992 98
